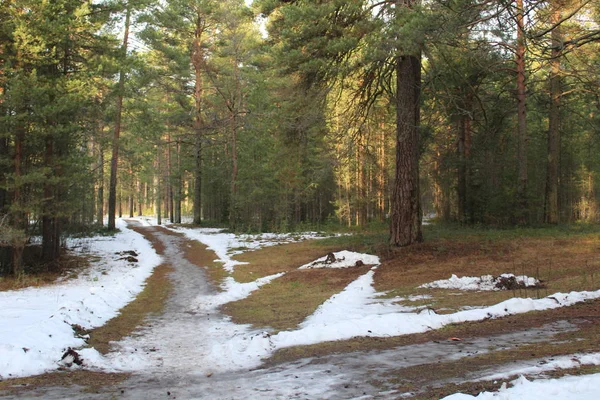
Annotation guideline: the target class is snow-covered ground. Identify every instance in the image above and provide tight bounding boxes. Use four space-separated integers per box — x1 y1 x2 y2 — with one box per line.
420 273 541 291
0 219 161 378
443 373 600 400
1 217 599 399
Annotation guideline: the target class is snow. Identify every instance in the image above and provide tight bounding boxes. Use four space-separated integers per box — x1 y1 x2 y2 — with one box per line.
443 373 600 399
420 273 541 291
2 217 600 396
0 219 161 379
192 272 286 310
477 352 600 382
171 226 328 272
298 250 380 269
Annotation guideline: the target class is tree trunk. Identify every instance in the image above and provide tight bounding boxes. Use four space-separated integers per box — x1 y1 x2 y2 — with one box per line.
96 134 104 225
156 142 162 225
390 51 423 246
515 0 528 223
137 180 143 216
545 3 562 224
108 6 131 230
174 139 182 223
192 14 205 226
166 133 174 223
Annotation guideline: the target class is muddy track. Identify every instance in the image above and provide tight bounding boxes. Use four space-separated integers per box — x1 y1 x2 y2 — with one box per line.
1 224 598 399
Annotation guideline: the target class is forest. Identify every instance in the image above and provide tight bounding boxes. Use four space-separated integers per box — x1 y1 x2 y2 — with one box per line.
1 0 600 273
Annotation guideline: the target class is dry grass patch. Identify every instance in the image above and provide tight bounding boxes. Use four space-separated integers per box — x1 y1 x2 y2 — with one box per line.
0 371 129 396
374 236 600 314
231 240 345 283
224 266 371 331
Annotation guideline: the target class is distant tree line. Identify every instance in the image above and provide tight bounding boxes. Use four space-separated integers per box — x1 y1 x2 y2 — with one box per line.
1 0 600 273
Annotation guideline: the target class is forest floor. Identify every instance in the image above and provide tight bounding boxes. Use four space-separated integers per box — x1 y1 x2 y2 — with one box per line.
1 221 599 399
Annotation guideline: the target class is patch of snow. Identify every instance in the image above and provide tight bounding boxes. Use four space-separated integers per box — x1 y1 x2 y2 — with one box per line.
201 268 600 372
419 273 540 291
478 352 600 382
194 272 286 310
442 373 600 399
0 219 161 379
170 226 329 273
299 250 380 269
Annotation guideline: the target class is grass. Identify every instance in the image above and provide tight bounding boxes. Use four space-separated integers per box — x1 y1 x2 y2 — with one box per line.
224 266 371 331
0 371 129 397
231 240 346 283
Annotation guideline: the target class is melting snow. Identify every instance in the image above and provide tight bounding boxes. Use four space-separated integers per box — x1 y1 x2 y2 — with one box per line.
298 250 380 269
0 219 161 378
2 216 600 397
443 373 600 399
420 273 541 291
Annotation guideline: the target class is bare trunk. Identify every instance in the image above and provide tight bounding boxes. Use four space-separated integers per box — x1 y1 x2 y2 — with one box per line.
516 0 528 223
390 0 422 246
545 3 562 224
390 48 422 246
192 15 205 225
108 7 131 230
174 140 182 223
390 53 422 246
156 143 162 225
137 180 143 216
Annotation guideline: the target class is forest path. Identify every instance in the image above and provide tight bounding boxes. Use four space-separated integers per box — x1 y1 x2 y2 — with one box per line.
2 223 593 399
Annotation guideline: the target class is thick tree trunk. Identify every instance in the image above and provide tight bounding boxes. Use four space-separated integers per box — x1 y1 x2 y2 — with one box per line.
390 53 423 246
545 4 562 224
515 0 528 223
108 6 131 230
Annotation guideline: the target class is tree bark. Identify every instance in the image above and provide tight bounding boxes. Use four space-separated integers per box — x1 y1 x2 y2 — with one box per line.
545 2 562 224
390 53 423 246
174 139 182 223
515 0 528 223
156 142 162 225
108 6 131 230
96 132 104 225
